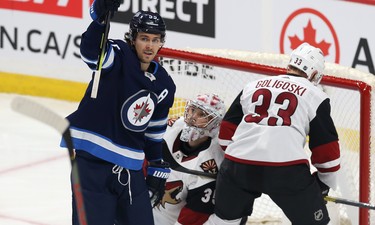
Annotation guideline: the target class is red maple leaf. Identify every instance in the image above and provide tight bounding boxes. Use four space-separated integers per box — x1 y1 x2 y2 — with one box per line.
288 20 331 56
134 102 151 117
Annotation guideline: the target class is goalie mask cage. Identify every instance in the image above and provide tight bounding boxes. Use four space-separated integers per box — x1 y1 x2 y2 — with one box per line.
157 47 374 225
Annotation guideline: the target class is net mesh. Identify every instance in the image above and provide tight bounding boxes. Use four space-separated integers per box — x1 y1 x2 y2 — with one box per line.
157 47 375 225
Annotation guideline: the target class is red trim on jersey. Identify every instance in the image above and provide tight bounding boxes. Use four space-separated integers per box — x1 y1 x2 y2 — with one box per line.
142 159 148 177
219 144 228 151
310 141 340 172
317 164 341 173
218 120 238 150
224 154 309 166
177 207 210 225
181 154 198 162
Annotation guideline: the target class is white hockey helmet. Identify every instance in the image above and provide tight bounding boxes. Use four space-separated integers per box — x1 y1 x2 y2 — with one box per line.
180 93 226 142
289 42 325 85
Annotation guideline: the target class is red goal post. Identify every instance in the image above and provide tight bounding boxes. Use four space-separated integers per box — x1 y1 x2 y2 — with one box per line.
157 47 374 225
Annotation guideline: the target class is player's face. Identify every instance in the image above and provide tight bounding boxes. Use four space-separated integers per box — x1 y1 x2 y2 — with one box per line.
184 106 213 128
134 32 163 64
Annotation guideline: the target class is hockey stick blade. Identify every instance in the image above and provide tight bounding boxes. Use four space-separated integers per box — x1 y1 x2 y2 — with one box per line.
11 96 88 225
162 144 217 179
11 96 69 134
325 196 375 210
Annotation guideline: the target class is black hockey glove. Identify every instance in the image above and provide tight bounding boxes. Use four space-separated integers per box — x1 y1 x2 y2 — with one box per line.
146 160 171 207
90 0 123 22
313 172 330 203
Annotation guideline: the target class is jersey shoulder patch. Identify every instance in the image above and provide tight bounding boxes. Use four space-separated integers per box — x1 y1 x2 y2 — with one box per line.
200 159 219 175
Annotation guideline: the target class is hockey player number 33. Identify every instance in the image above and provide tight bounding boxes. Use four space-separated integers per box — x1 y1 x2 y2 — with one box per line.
244 89 297 126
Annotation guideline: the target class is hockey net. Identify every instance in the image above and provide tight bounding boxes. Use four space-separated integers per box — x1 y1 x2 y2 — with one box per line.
157 47 375 225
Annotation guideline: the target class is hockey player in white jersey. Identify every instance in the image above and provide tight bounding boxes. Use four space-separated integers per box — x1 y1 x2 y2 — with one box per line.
204 43 341 225
152 93 227 225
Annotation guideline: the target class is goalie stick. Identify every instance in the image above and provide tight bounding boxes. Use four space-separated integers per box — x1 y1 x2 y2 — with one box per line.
324 196 375 210
11 96 88 225
162 143 217 179
162 143 375 211
91 12 112 99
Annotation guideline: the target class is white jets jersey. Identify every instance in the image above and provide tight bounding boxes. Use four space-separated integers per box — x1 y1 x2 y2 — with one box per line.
219 75 340 188
153 117 224 225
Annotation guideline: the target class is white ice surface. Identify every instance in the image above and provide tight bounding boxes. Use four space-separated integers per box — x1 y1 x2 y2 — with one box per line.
0 93 78 225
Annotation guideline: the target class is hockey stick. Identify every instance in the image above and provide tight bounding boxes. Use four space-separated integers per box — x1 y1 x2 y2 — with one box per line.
91 12 112 99
324 196 375 210
162 144 217 179
163 144 375 210
11 96 88 225
162 143 375 210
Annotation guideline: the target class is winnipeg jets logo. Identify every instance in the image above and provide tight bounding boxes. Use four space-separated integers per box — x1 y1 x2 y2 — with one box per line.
133 95 152 123
121 90 158 132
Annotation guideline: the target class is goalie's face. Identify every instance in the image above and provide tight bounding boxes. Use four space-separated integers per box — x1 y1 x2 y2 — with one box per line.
180 94 225 143
184 105 215 129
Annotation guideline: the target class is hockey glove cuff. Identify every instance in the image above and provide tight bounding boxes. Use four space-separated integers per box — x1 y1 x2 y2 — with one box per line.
90 0 123 22
146 160 170 207
313 172 330 203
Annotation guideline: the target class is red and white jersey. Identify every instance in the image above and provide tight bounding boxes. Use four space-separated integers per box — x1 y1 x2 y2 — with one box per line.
153 117 224 225
219 75 340 188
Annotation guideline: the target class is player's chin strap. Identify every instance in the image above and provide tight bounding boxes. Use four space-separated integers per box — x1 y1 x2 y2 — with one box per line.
112 165 132 204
